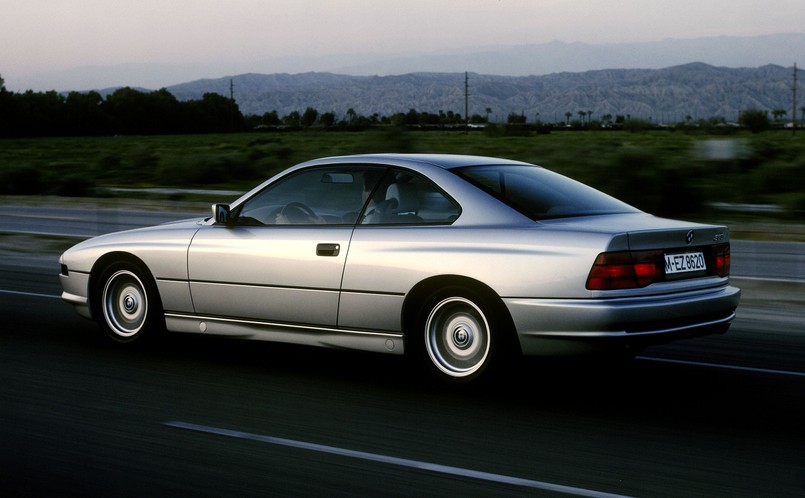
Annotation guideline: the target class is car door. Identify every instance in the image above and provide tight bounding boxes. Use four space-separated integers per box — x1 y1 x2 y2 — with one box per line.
187 165 382 327
338 169 463 332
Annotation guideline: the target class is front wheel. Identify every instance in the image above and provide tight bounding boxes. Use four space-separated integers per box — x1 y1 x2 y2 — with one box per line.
96 263 163 344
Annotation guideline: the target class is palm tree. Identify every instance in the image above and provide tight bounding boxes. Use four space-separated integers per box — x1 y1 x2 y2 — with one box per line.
564 112 572 125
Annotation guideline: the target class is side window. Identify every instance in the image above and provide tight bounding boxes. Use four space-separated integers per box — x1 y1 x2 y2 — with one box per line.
236 166 382 225
360 169 461 225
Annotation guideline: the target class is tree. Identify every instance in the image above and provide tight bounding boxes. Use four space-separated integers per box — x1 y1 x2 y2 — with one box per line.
772 109 787 121
261 110 280 126
301 107 319 128
283 110 301 128
564 112 572 125
739 109 770 133
320 111 336 128
506 112 526 124
64 91 105 135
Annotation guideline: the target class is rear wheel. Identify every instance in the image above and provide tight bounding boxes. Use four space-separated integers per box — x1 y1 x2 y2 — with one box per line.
415 287 511 384
96 262 163 344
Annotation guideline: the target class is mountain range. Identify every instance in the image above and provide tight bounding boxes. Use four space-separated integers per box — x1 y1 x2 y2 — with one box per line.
165 63 801 123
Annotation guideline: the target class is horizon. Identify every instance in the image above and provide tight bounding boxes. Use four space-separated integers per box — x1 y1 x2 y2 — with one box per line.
4 33 805 94
2 0 804 92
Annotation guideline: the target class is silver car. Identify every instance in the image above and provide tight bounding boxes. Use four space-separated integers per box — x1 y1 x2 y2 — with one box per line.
60 154 740 382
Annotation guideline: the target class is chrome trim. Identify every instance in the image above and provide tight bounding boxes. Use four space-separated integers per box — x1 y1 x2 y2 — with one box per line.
164 313 405 355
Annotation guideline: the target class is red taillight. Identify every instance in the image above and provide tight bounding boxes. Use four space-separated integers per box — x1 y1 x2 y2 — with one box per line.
586 250 663 290
714 244 730 277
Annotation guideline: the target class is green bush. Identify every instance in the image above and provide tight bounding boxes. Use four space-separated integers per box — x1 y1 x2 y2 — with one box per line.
50 172 95 197
0 164 45 195
593 148 703 217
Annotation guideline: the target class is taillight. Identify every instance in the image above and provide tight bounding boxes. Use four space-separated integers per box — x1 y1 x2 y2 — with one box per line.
586 250 663 290
713 243 730 277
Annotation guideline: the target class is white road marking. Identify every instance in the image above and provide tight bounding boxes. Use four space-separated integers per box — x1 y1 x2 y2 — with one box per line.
164 421 631 498
731 275 805 284
0 289 61 299
637 356 805 378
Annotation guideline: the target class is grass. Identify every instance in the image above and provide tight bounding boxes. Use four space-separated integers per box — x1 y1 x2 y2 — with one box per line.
1 128 804 220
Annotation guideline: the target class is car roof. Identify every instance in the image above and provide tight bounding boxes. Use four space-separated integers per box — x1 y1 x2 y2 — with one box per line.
300 153 533 170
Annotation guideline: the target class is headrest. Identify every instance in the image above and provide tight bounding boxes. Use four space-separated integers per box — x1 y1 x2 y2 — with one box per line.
385 183 418 214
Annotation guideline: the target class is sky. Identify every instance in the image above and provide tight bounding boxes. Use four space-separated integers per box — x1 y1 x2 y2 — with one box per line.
2 0 804 91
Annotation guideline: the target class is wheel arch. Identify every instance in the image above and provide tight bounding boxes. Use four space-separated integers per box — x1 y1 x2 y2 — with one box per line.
88 252 158 317
402 275 521 354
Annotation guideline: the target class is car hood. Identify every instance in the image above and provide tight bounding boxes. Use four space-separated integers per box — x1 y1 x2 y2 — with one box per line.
61 218 206 272
72 217 204 246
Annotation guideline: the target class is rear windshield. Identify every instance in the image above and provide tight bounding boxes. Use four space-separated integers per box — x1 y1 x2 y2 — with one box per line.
454 164 639 220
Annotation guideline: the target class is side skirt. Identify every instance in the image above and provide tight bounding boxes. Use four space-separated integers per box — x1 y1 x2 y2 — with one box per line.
164 313 405 355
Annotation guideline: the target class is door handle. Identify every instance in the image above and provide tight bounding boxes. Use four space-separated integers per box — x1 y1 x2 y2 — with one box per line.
316 243 340 257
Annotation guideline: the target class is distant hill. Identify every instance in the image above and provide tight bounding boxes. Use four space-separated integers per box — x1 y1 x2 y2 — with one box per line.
166 63 802 123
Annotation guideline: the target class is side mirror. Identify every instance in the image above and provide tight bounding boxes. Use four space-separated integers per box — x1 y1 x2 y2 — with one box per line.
212 203 231 225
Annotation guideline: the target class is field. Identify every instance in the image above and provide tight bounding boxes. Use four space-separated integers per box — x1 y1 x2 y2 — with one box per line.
1 128 804 220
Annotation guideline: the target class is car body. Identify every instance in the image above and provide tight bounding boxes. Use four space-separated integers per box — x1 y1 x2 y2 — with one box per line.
60 154 740 382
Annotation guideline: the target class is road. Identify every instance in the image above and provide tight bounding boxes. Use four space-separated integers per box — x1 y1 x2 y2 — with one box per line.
1 203 804 496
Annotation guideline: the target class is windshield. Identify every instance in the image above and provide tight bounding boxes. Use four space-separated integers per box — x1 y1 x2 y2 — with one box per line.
454 164 639 220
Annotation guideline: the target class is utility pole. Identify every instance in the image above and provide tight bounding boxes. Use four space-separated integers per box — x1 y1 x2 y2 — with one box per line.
793 63 798 136
464 72 469 134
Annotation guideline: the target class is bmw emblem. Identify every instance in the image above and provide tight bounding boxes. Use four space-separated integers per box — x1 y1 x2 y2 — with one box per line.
685 230 694 245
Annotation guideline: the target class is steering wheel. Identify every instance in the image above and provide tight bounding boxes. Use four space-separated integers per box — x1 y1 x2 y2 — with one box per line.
278 202 319 224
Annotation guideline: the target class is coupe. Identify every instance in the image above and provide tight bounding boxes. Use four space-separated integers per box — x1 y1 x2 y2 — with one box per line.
60 154 741 382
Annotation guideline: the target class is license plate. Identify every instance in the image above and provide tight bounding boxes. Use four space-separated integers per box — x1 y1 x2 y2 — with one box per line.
664 252 706 275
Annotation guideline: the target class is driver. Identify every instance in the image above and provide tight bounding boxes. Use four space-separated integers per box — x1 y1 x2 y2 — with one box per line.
275 203 326 224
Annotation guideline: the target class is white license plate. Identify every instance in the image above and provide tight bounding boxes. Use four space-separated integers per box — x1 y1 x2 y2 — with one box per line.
665 252 706 275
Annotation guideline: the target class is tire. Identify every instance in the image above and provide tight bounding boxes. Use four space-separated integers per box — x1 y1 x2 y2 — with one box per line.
95 262 163 344
415 287 509 383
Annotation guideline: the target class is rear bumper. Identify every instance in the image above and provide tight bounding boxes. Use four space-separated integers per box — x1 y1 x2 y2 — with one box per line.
505 284 741 355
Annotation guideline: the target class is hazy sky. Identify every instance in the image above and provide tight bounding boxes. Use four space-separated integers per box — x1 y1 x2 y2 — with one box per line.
2 0 803 90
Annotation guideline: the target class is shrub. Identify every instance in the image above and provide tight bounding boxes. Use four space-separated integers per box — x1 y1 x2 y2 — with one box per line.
0 164 45 195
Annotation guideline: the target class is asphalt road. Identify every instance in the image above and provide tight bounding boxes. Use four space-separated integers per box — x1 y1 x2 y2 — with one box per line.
1 203 804 496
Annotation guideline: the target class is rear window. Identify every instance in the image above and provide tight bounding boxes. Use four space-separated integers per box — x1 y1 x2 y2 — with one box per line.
454 164 639 220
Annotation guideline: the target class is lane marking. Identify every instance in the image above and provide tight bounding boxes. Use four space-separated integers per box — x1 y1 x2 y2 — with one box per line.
637 356 805 378
0 229 94 238
0 213 82 221
0 289 61 299
164 421 631 498
731 275 805 284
